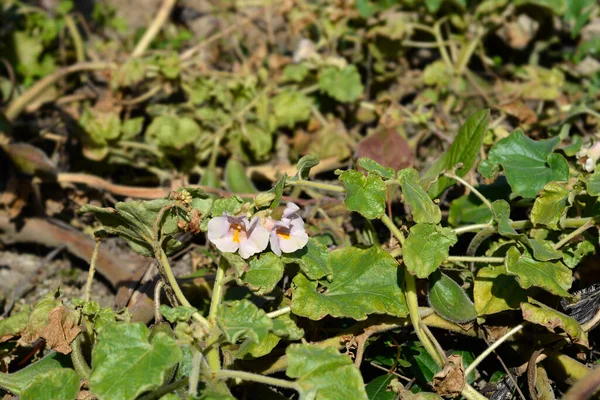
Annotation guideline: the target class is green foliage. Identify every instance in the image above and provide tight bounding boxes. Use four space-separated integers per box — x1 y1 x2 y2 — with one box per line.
89 323 182 400
318 65 364 103
428 272 477 323
272 90 312 128
398 168 442 224
218 300 273 344
291 246 407 320
403 224 457 278
286 344 368 400
422 110 490 199
474 266 527 316
338 170 387 219
479 130 570 198
146 115 203 150
20 368 80 400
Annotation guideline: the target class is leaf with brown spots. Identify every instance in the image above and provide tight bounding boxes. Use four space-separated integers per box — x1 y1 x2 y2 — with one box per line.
432 354 466 397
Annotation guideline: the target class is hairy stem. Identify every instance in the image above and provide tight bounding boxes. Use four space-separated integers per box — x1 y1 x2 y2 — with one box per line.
206 257 228 371
85 239 101 302
446 255 504 264
286 179 345 193
70 333 91 380
266 306 291 319
213 370 301 392
464 324 523 377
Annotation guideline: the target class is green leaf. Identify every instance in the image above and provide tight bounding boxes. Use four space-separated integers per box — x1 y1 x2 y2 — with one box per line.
272 90 312 128
211 196 244 217
531 181 572 230
318 65 364 103
80 107 121 146
338 170 386 219
218 300 273 344
292 155 320 181
121 117 144 140
21 368 79 400
81 199 183 257
358 157 395 179
514 0 567 14
421 109 490 199
243 253 285 295
474 266 528 316
111 59 145 89
505 247 572 297
428 272 477 323
243 123 273 160
0 352 71 395
478 130 569 199
271 310 305 340
160 305 198 323
146 116 202 150
283 64 310 82
398 168 442 224
286 344 368 400
403 224 458 278
224 159 258 194
565 0 595 37
291 246 407 320
492 200 563 261
521 299 587 346
401 341 440 383
366 375 395 400
89 323 182 400
562 239 595 268
0 305 30 340
586 169 600 196
282 237 332 280
448 181 510 226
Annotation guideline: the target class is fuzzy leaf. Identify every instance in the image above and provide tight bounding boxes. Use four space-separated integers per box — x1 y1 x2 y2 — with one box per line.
318 65 364 103
21 368 79 400
428 272 477 323
398 168 441 224
243 253 285 295
403 224 458 278
478 130 569 198
531 181 571 230
474 266 528 316
522 299 587 346
282 237 332 280
287 344 368 400
272 90 312 128
505 247 572 297
586 170 600 196
89 323 182 400
358 157 395 179
291 246 407 320
338 170 386 219
218 300 273 344
159 305 198 323
291 155 320 181
421 109 490 199
146 115 202 150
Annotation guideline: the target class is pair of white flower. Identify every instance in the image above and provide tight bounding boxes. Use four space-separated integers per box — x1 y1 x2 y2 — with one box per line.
207 202 309 259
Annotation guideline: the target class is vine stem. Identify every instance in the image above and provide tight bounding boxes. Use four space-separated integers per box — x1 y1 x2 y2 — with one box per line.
130 0 177 58
189 348 202 396
380 214 405 245
553 220 595 250
286 179 345 193
206 257 228 372
84 238 101 302
5 61 116 120
213 370 301 392
70 333 91 380
446 256 504 264
137 378 189 400
464 324 524 377
266 306 291 319
453 217 596 236
443 171 493 214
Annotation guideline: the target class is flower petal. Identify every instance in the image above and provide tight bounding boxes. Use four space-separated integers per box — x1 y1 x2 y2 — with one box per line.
270 230 282 256
207 216 231 241
238 218 270 259
278 229 309 254
210 234 240 253
282 202 301 220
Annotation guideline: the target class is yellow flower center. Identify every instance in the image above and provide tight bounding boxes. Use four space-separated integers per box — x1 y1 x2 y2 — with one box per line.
278 231 291 240
232 225 242 243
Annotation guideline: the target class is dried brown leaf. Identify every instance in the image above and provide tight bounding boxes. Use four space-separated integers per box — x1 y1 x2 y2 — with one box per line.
432 354 466 397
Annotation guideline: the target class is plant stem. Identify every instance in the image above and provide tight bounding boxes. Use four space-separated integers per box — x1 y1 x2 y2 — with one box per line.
405 269 445 367
213 370 301 392
137 378 189 400
453 223 493 235
380 214 406 245
464 324 523 377
266 306 291 319
553 220 594 250
206 257 228 372
130 0 177 57
446 256 504 264
155 246 211 331
64 15 85 63
5 61 116 120
443 171 494 214
188 347 202 396
453 217 596 236
286 179 345 193
85 239 101 302
70 333 91 380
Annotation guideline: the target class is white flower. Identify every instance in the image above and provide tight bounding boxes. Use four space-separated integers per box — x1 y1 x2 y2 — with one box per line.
267 203 309 256
207 213 269 259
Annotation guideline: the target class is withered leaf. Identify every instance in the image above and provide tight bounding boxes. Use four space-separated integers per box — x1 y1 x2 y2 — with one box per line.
432 354 466 397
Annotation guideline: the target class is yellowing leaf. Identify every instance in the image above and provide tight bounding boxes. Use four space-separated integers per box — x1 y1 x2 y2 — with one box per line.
474 266 528 316
522 299 587 346
403 224 457 278
338 170 386 219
